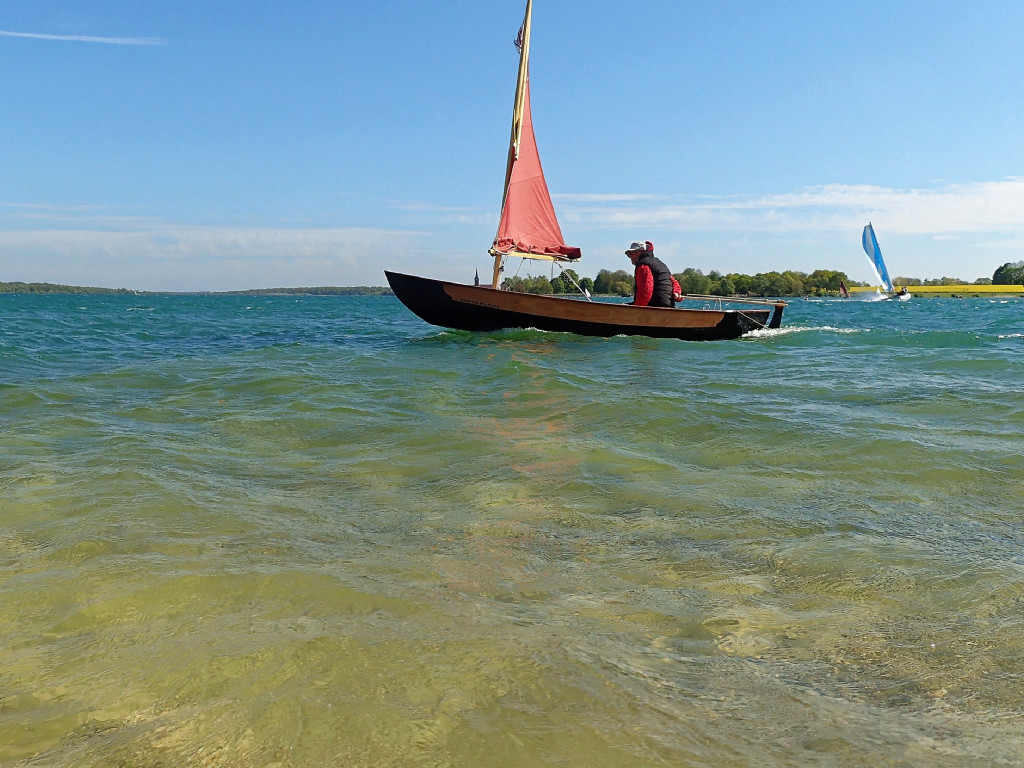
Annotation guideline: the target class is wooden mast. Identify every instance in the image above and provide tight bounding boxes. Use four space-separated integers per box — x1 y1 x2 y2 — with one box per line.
492 0 532 289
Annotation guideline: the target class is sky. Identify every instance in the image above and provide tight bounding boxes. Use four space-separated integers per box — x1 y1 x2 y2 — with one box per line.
2 0 1024 292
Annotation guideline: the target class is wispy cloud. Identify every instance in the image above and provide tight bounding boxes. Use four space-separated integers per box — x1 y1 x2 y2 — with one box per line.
558 178 1024 236
0 30 165 46
5 179 1022 287
0 225 419 260
1 202 158 228
0 224 426 291
553 193 660 203
395 202 495 227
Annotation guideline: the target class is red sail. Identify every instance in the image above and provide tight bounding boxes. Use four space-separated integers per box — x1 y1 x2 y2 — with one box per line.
492 78 581 260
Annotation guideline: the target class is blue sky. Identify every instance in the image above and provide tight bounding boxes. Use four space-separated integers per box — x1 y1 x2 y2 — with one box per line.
2 0 1024 291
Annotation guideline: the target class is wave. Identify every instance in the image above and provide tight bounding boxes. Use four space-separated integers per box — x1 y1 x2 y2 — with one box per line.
746 325 860 339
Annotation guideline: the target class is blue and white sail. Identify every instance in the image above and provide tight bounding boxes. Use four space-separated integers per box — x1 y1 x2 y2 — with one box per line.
861 223 893 293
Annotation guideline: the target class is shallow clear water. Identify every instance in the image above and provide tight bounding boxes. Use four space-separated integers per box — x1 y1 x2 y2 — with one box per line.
2 293 1023 766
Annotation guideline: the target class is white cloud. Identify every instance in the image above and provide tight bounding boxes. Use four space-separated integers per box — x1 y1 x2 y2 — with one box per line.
396 203 495 227
557 178 1024 236
553 193 660 203
0 225 424 291
5 177 1022 289
0 30 165 46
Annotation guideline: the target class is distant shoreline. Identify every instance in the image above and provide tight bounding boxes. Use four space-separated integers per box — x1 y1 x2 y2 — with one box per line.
0 282 393 296
848 285 1024 296
3 280 1021 299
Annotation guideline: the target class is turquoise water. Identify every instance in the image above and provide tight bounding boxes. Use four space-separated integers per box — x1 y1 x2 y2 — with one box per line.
2 293 1023 767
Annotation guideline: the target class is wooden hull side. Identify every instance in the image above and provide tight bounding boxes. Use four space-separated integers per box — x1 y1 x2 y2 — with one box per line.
385 271 779 341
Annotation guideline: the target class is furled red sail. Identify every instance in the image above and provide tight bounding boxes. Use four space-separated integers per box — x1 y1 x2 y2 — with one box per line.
492 78 580 260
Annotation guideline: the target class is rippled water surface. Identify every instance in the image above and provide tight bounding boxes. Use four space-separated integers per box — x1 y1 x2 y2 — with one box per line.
2 293 1023 766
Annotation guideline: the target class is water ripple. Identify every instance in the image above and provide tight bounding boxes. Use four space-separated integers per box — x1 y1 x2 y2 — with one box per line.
2 293 1023 766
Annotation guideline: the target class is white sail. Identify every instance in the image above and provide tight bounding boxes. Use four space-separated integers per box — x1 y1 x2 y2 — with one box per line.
862 223 893 293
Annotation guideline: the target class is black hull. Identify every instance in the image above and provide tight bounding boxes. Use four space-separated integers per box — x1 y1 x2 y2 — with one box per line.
385 271 783 341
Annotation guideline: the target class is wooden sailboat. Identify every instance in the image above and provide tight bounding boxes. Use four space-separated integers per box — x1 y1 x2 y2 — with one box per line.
386 0 785 340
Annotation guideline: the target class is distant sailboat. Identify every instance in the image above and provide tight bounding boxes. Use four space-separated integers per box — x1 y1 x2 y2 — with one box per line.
384 0 786 340
862 223 911 301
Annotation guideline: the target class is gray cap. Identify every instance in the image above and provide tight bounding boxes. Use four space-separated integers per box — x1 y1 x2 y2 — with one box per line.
625 241 646 254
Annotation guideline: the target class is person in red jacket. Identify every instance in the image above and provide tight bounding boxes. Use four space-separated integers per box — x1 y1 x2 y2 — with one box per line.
625 240 681 307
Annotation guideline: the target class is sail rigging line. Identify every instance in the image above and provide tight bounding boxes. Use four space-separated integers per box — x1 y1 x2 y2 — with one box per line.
555 261 592 300
682 294 787 308
693 295 769 328
509 258 527 281
499 256 591 299
735 309 770 329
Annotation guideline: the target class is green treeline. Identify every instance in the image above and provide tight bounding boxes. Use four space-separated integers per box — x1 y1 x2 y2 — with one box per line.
0 282 393 296
5 260 1019 297
502 265 1007 297
503 268 859 297
227 286 392 296
992 261 1024 285
0 282 134 294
